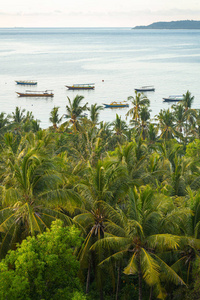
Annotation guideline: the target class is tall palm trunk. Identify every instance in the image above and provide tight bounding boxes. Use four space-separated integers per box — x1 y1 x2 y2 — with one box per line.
138 259 142 300
86 261 91 294
149 286 153 300
115 264 121 300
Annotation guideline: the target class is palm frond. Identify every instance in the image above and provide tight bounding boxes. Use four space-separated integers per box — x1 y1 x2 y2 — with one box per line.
140 248 160 286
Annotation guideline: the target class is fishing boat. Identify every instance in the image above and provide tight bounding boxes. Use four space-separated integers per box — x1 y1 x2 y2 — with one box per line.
15 80 37 85
135 86 155 92
66 83 95 90
103 101 129 108
163 95 184 102
16 90 54 97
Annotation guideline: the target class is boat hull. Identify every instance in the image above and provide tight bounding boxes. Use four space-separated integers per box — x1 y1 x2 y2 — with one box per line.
66 86 94 90
15 81 37 85
163 98 183 102
16 92 54 97
103 104 129 108
135 88 155 92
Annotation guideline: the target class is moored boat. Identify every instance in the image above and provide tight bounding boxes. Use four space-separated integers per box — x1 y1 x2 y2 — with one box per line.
135 86 155 92
103 101 129 108
16 90 54 97
66 83 95 90
163 95 184 102
15 80 37 85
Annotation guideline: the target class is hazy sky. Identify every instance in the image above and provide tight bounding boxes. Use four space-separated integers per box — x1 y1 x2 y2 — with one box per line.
1 0 200 27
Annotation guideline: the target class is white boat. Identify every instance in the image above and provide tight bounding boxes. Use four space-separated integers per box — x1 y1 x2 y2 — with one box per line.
135 86 155 92
66 83 95 90
163 95 184 102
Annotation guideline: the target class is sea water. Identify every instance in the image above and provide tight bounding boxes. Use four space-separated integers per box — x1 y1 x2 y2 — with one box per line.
0 27 200 128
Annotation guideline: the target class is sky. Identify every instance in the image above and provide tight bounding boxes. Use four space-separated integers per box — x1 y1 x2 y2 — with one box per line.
0 0 200 27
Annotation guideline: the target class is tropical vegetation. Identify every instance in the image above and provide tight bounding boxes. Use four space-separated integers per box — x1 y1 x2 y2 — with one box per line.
0 91 200 299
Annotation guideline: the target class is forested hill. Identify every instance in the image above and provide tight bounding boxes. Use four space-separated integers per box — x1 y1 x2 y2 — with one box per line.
133 20 200 29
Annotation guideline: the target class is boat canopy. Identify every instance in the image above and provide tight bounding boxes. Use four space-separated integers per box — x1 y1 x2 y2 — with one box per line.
169 95 183 97
25 90 53 92
73 83 95 87
141 85 154 88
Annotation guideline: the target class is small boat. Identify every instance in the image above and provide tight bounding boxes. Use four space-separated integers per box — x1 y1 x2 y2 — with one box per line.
16 90 54 97
66 83 95 90
163 95 184 102
135 86 155 92
15 80 37 85
103 101 129 108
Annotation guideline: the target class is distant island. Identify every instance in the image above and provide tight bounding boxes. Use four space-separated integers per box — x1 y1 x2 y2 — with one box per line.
133 20 200 29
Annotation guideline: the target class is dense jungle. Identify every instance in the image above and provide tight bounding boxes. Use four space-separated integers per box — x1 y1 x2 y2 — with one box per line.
0 91 200 300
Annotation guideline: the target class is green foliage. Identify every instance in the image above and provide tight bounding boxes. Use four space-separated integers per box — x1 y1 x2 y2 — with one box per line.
0 220 84 300
0 94 200 299
186 139 200 158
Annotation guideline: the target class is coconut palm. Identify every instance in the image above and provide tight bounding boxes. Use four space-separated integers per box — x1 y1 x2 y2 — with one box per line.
0 112 10 131
73 159 129 297
69 122 105 166
172 103 187 135
89 103 103 125
49 106 63 129
108 114 128 148
167 189 200 285
115 140 149 186
148 123 158 143
65 95 89 132
182 90 194 111
0 132 78 257
126 91 150 122
92 186 186 300
173 94 196 139
156 108 177 140
132 106 151 140
11 106 26 124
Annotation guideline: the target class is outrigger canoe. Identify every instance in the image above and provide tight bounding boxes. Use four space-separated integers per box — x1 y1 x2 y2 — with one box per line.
15 80 37 85
66 83 95 90
103 101 129 108
135 86 155 92
16 90 54 97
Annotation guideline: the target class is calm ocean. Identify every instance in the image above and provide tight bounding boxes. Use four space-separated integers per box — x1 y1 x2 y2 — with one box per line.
0 27 200 128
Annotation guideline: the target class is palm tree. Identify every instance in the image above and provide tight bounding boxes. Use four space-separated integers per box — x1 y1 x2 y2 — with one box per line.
126 91 150 122
115 140 149 186
169 189 200 285
65 95 89 132
0 132 76 257
148 123 158 143
89 103 103 125
156 108 177 140
112 114 128 136
73 159 129 298
0 112 10 130
133 106 151 140
49 106 63 129
11 107 26 123
172 103 187 135
108 114 128 148
92 186 186 300
182 90 194 111
173 93 196 139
